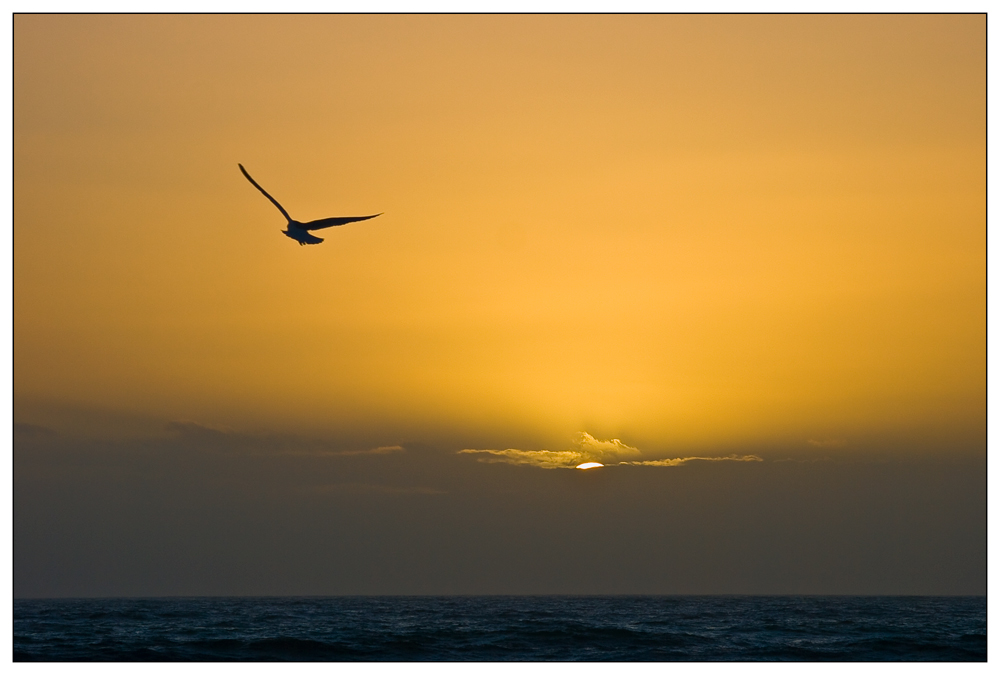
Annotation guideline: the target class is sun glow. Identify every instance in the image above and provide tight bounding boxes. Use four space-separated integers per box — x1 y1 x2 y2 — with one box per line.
576 462 604 470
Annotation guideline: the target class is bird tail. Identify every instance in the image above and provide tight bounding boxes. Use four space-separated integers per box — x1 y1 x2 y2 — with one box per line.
283 229 324 245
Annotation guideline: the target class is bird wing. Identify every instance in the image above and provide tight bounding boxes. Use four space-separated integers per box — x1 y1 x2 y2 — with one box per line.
239 164 293 223
302 213 382 231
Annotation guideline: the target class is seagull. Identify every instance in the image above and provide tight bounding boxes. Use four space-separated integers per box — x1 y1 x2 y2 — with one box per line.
239 164 381 245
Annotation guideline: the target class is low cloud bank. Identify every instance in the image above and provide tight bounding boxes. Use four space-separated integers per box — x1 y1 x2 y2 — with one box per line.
164 421 406 457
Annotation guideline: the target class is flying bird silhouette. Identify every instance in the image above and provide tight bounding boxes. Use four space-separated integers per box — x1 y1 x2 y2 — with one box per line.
239 163 381 245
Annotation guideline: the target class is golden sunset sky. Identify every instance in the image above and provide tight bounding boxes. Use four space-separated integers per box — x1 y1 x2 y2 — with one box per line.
15 14 984 457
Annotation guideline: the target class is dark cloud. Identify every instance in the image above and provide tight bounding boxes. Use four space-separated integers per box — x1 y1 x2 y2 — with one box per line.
14 422 56 437
304 483 445 496
14 424 986 597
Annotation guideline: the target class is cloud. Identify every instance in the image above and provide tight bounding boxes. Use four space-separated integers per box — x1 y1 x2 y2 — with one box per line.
337 445 405 456
808 438 847 448
621 454 763 467
304 483 444 495
573 432 641 462
460 432 640 469
291 444 407 458
461 433 763 470
458 448 584 469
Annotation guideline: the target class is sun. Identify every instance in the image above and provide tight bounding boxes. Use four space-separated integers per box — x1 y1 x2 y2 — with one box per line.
576 462 604 470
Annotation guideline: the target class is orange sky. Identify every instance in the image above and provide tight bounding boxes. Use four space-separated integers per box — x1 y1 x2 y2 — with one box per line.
14 14 985 457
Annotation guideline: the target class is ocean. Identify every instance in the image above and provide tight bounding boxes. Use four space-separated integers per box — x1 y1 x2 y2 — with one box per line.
13 595 986 661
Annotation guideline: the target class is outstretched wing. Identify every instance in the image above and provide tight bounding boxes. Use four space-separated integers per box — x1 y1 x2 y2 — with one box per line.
239 164 293 222
302 213 382 231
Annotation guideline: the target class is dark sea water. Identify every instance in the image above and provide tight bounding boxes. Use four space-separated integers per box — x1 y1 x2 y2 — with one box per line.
13 595 986 661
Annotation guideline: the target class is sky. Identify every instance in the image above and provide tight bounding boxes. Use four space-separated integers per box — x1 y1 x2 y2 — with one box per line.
13 14 985 597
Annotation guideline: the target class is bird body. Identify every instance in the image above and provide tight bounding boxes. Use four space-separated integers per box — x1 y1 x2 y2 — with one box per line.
238 163 381 245
282 224 325 246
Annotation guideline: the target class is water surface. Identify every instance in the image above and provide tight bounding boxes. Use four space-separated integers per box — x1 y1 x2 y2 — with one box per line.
14 595 986 661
